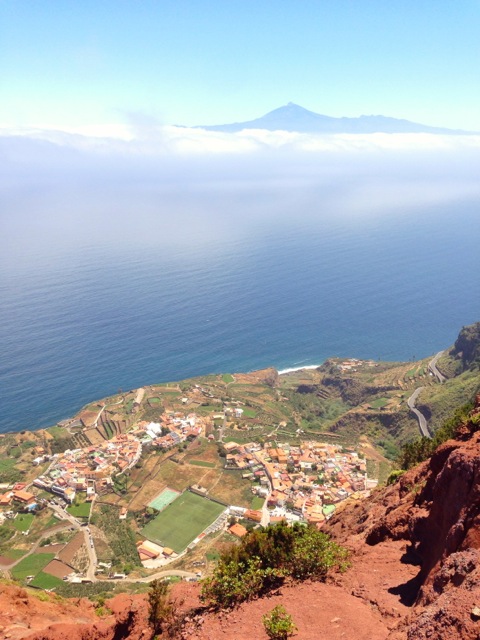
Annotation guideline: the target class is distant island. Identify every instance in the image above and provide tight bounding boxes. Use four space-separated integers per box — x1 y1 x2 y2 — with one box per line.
192 102 476 135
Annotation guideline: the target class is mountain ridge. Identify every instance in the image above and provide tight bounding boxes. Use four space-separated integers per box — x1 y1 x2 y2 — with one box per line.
193 102 476 135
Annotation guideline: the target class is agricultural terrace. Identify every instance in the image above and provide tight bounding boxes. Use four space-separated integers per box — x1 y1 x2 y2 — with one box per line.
142 491 226 553
11 552 55 581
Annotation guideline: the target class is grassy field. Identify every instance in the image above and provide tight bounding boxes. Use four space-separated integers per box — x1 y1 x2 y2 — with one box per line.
142 491 225 553
183 439 219 464
366 459 392 485
0 456 22 484
144 459 218 494
11 553 55 580
30 571 64 589
189 460 216 468
44 515 63 529
208 470 254 507
224 433 256 444
197 404 223 413
14 513 35 532
222 374 234 384
251 495 265 509
0 457 17 472
370 398 390 409
123 451 168 510
46 425 67 440
2 548 27 561
67 499 91 519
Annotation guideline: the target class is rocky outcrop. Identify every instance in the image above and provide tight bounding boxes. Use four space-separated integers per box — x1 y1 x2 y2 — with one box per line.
0 589 150 640
0 586 96 640
327 394 480 638
451 321 480 370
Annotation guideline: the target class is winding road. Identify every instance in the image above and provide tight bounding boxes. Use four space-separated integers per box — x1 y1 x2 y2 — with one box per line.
407 387 430 438
428 350 446 383
407 351 447 439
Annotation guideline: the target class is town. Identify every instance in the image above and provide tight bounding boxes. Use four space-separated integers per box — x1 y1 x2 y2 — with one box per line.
2 360 409 589
0 407 375 585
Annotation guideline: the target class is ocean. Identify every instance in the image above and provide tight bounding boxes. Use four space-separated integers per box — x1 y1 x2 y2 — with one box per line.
1 141 480 433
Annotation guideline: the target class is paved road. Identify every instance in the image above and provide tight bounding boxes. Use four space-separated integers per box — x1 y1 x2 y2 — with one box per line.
407 387 431 438
84 529 97 581
429 351 446 383
261 491 271 527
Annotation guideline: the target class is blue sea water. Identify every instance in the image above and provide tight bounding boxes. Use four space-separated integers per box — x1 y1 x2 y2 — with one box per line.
1 145 480 433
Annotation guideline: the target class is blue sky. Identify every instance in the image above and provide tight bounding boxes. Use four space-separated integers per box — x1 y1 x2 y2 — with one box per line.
1 0 480 131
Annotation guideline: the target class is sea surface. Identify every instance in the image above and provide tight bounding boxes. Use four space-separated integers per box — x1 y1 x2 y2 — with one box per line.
1 144 480 433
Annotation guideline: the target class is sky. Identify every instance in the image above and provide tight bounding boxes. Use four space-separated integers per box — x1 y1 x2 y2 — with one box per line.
1 0 480 134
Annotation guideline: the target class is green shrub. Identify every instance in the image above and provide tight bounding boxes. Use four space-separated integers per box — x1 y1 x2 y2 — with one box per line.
386 470 405 485
263 605 297 640
201 522 349 608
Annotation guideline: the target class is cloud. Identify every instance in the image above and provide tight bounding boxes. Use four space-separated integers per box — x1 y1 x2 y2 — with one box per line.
3 122 480 157
1 122 480 254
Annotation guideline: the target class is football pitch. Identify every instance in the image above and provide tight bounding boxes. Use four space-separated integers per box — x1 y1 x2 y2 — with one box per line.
142 491 225 553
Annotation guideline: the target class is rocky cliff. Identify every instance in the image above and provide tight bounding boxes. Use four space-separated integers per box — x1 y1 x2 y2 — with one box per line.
327 393 480 639
451 322 480 371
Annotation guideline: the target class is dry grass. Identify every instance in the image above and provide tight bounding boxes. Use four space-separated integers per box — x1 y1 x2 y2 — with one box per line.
126 454 171 511
208 470 253 507
182 440 220 466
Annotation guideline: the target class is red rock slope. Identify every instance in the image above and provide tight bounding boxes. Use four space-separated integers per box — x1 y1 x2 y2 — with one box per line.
327 393 480 639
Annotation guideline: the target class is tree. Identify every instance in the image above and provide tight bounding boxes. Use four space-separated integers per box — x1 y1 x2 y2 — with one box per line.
147 579 174 635
263 605 297 640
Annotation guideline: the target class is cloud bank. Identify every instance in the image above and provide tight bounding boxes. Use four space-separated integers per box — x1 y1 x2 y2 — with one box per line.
2 123 480 256
3 122 480 156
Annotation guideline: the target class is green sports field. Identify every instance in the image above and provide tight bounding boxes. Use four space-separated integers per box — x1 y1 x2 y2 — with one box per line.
142 491 225 553
148 487 181 511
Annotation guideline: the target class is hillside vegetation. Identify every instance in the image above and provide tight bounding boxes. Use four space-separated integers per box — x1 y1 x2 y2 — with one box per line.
201 522 349 608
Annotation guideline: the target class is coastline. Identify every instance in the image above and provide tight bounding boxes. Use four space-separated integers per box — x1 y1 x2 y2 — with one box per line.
2 363 325 436
278 364 321 375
